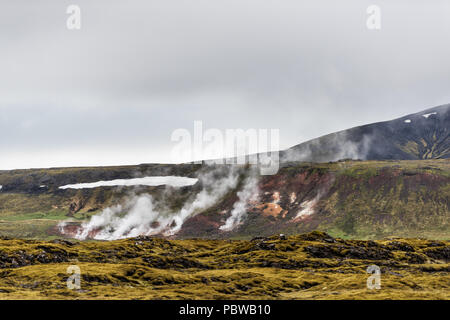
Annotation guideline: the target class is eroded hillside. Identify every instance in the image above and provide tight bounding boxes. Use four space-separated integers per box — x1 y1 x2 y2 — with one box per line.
181 160 449 240
0 160 448 240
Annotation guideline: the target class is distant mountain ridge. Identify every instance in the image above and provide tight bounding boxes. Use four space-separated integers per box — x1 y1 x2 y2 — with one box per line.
281 104 450 162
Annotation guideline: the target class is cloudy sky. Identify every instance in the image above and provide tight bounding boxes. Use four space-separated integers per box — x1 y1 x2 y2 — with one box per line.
1 0 450 169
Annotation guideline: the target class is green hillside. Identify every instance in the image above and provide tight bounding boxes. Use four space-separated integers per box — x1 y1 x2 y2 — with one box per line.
0 160 448 240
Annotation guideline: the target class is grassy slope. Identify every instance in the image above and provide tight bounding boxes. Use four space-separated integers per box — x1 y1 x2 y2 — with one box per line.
0 231 448 300
191 159 450 240
0 163 201 239
0 160 448 240
320 160 450 239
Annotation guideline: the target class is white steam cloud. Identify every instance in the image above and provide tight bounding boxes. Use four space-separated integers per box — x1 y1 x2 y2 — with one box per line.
67 166 242 240
283 132 372 163
219 170 259 231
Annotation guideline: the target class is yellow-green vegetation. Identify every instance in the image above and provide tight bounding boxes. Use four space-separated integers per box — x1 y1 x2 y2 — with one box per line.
322 160 450 239
0 231 448 300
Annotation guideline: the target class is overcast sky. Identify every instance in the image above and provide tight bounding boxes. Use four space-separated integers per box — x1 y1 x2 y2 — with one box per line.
1 0 450 169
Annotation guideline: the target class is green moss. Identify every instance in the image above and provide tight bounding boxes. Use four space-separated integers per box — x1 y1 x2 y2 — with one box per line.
0 231 448 300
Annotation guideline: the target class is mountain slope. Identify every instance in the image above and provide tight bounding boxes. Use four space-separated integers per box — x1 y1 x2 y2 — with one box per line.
1 160 448 240
282 104 450 162
177 160 449 240
0 106 448 240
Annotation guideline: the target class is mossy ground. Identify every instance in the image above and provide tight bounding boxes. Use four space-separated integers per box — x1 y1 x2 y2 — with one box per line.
0 231 448 300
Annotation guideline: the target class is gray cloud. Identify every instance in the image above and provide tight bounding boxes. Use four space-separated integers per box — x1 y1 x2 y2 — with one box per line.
1 0 450 169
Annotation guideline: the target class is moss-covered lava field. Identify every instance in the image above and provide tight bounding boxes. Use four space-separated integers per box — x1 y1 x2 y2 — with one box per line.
0 231 448 300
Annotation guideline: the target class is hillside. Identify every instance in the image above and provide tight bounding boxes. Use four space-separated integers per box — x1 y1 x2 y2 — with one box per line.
177 160 450 240
0 105 449 241
0 160 448 240
282 104 450 162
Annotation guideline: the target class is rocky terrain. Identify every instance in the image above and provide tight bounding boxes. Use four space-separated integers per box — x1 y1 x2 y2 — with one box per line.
0 231 448 299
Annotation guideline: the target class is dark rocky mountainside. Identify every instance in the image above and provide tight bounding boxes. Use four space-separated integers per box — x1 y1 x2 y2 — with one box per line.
282 104 450 162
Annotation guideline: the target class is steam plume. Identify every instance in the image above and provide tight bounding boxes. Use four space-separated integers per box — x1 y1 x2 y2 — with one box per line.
68 166 242 240
219 169 259 231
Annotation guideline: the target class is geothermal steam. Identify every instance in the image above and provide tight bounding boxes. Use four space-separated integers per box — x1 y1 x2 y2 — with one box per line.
64 166 258 240
219 171 259 231
283 131 372 163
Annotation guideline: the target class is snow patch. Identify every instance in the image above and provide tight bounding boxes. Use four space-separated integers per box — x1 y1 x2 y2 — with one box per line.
404 119 411 123
59 176 198 189
422 112 437 118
